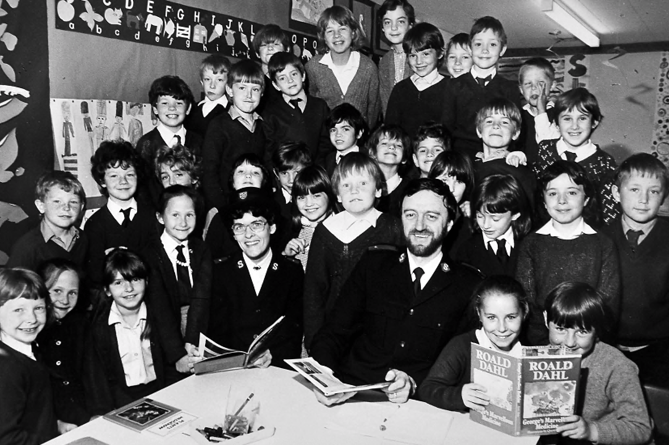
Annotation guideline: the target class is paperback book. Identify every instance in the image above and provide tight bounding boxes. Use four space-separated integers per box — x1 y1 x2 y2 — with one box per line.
285 357 391 396
470 343 581 436
103 398 181 432
194 316 284 374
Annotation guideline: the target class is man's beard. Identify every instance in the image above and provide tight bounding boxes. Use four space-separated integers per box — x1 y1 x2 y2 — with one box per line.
406 229 444 257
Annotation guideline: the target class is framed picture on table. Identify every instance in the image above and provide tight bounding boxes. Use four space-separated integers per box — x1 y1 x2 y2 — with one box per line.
289 0 335 34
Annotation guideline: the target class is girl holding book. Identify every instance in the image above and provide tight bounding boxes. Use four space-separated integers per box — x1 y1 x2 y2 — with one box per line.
418 275 528 411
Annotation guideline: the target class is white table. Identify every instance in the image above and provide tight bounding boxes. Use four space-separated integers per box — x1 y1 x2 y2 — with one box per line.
46 367 538 445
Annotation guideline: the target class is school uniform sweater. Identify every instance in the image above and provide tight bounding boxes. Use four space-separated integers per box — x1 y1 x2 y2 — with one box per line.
262 94 333 165
515 232 620 346
474 159 536 209
35 312 90 426
571 342 652 445
184 102 228 139
305 53 381 126
455 233 519 277
378 49 412 116
303 213 403 348
85 202 159 286
418 329 478 410
385 77 449 139
519 107 558 168
0 341 58 444
601 217 669 346
7 225 88 272
201 112 266 210
441 73 523 161
533 139 620 225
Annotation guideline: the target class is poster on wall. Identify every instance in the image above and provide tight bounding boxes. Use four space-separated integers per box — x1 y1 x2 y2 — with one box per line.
651 51 669 216
0 0 53 265
55 0 320 61
49 99 156 213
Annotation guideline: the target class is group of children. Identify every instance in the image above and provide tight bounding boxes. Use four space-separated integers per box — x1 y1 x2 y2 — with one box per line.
1 0 668 444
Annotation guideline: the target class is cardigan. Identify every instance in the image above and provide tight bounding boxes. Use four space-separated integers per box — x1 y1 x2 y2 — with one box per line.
261 94 333 166
303 213 403 348
201 111 266 210
385 76 449 139
515 231 620 346
305 52 381 127
7 224 88 272
533 139 620 225
378 49 412 116
311 248 481 387
208 251 304 368
141 237 212 363
441 73 524 162
571 342 652 445
0 341 58 444
601 217 669 346
35 312 90 425
418 329 478 410
85 201 159 286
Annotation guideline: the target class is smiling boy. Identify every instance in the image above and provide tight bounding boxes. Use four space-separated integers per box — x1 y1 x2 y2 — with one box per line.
262 52 332 166
8 171 88 272
441 16 523 163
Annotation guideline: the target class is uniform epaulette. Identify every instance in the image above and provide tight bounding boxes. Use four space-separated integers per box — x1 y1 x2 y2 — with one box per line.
367 244 399 253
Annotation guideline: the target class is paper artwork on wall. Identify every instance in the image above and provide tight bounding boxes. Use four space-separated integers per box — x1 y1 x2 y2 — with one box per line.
651 52 669 216
50 99 156 201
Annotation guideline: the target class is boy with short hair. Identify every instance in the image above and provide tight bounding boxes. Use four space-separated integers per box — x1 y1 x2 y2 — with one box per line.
208 188 304 368
602 153 669 384
253 24 292 111
136 75 202 207
263 52 332 166
517 57 560 167
412 122 449 178
86 140 159 286
441 16 523 163
377 0 415 116
201 60 267 210
445 33 472 78
185 54 232 139
473 98 535 203
323 103 368 178
8 171 88 271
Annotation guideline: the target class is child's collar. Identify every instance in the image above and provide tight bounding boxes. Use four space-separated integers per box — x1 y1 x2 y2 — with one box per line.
0 332 35 360
470 65 497 80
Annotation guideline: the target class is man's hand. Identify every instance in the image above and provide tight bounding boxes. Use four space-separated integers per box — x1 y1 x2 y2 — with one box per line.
313 388 357 406
381 369 414 404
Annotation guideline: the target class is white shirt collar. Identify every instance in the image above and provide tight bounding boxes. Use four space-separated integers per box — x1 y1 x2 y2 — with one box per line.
482 226 515 253
407 249 443 291
107 197 137 225
322 208 382 244
242 249 273 271
556 138 597 162
523 100 554 117
411 70 443 89
475 328 522 356
281 187 291 204
386 173 402 194
319 50 360 70
160 230 189 254
156 122 186 147
200 95 228 117
108 301 148 328
535 218 596 240
1 332 35 360
336 145 359 163
470 65 497 81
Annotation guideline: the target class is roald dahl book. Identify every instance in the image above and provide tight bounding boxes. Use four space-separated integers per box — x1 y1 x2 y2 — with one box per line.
470 343 581 436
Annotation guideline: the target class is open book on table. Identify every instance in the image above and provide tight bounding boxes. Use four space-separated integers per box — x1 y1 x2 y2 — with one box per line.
285 357 391 396
193 316 284 375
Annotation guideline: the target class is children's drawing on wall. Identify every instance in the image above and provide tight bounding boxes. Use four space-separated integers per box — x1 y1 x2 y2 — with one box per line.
50 99 154 201
291 0 333 26
651 51 669 216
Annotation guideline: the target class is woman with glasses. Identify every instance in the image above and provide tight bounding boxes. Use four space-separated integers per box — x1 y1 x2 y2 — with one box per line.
207 188 304 369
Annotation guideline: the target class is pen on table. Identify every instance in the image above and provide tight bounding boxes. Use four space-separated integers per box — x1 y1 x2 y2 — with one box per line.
229 392 255 431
